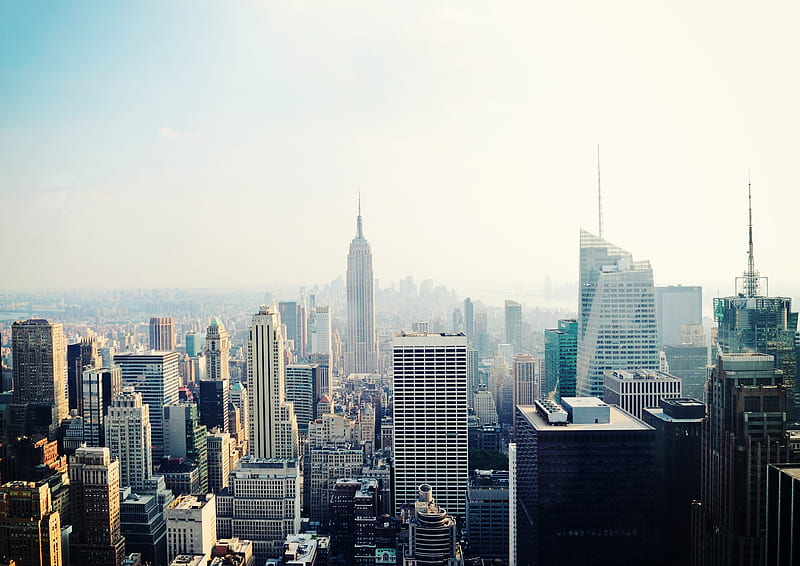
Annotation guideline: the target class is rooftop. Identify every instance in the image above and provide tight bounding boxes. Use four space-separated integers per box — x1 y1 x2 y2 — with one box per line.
519 402 652 432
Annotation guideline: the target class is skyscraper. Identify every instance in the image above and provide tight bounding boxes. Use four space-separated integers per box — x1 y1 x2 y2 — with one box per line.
512 354 536 432
11 319 68 439
105 388 153 491
81 366 122 447
311 305 332 358
114 351 181 460
602 368 682 419
345 201 377 376
464 298 475 345
403 484 464 566
504 300 523 355
655 285 703 347
576 230 659 398
163 403 208 493
392 332 467 516
149 317 176 352
246 306 299 459
277 302 299 354
543 319 578 400
67 337 99 414
0 480 63 566
68 446 126 566
693 353 791 565
204 318 230 382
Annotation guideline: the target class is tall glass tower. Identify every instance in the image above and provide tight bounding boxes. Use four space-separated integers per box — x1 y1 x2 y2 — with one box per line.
576 230 659 398
345 200 377 375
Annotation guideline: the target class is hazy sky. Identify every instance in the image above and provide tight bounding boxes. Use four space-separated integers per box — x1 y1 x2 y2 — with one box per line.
2 1 799 302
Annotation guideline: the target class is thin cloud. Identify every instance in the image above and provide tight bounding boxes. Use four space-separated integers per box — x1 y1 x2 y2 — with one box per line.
159 127 203 141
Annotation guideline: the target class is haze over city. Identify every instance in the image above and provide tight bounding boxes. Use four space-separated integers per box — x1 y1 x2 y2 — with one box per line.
2 1 800 303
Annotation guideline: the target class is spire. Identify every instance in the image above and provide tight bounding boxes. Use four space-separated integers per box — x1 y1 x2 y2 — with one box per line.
597 143 604 239
742 172 760 297
356 191 364 239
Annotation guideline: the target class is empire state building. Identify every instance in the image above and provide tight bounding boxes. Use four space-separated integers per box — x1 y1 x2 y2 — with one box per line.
345 203 378 375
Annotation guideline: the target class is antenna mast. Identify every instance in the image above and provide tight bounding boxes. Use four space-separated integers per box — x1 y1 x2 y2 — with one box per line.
597 143 604 239
737 170 764 297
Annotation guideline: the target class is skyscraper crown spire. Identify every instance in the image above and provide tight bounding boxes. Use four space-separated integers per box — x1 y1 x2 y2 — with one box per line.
740 174 762 297
356 191 364 239
597 143 604 239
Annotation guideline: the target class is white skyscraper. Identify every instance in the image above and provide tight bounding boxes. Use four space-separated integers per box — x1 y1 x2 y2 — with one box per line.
576 230 659 398
393 332 468 516
246 306 299 459
205 317 230 382
311 305 332 357
345 202 378 376
105 387 153 491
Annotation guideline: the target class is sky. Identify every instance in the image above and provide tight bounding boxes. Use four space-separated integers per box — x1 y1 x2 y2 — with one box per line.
2 1 800 306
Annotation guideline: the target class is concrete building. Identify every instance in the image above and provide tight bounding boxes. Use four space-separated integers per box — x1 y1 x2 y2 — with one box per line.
473 389 498 426
403 484 463 566
284 364 318 433
205 319 230 383
81 366 122 447
120 487 167 566
311 306 332 359
393 332 468 516
207 538 254 566
165 494 216 563
512 354 536 431
0 481 62 566
105 387 153 491
67 338 100 415
576 230 659 398
215 458 301 563
515 398 656 565
603 369 682 419
766 463 800 566
504 300 523 355
663 324 708 402
11 319 68 440
115 351 181 460
149 318 176 352
345 202 378 376
164 403 208 493
465 470 508 561
246 306 299 460
68 447 126 566
206 431 238 494
655 285 703 347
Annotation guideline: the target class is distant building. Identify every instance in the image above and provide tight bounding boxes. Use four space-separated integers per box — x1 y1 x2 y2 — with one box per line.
543 319 577 400
515 398 656 564
603 369 682 419
285 364 318 433
345 204 378 376
655 286 702 347
81 366 122 447
512 354 536 431
164 403 208 493
663 324 708 401
105 387 152 491
185 332 202 358
473 389 498 426
67 338 99 415
465 470 508 561
149 318 176 352
504 300 523 355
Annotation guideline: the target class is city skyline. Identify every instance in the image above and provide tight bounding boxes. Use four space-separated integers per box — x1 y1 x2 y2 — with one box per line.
2 3 800 296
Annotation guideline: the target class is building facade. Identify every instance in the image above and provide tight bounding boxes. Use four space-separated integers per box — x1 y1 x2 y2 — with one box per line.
543 319 577 400
602 369 682 419
345 205 378 376
105 387 153 491
149 317 176 352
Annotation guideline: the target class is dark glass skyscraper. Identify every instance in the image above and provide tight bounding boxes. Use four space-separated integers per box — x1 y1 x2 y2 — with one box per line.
543 318 577 400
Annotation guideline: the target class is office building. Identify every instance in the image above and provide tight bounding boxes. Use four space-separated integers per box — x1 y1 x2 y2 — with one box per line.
475 313 489 358
504 300 523 355
642 398 704 566
149 318 176 352
345 202 378 376
306 447 363 524
105 388 153 491
693 354 791 565
165 494 216 562
277 302 299 355
515 398 657 564
284 364 317 433
185 332 202 358
327 478 380 565
207 538 254 566
215 458 301 563
11 320 68 439
198 378 229 435
464 298 475 345
663 324 708 401
393 332 468 516
164 403 208 493
68 447 126 566
115 351 181 460
311 306 332 359
655 286 703 347
465 470 508 561
0 481 62 566
576 230 659 398
205 319 229 382
120 487 167 566
766 463 800 566
473 389 498 426
543 319 577 400
603 369 682 419
246 306 299 459
206 431 238 494
81 366 122 447
404 484 463 566
512 354 536 431
67 337 99 414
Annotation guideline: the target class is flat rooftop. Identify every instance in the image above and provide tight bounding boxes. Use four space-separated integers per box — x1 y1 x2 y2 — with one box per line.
518 404 652 432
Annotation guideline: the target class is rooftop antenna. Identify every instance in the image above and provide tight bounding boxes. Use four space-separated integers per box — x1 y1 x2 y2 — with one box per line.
356 189 364 238
597 143 604 239
737 170 765 297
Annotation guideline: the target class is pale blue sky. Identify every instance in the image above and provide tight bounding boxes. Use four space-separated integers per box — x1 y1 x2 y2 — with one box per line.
2 1 800 303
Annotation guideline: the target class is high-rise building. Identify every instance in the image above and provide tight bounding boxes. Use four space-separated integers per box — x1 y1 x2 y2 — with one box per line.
328 478 381 566
115 351 181 460
198 378 229 435
67 337 99 414
392 332 467 516
204 318 230 383
576 230 659 398
515 398 656 564
504 300 523 355
163 403 208 493
68 446 126 566
311 306 332 359
246 306 299 459
765 463 800 566
403 484 464 566
277 302 298 354
464 298 475 345
473 389 498 426
120 487 167 566
185 332 202 358
475 313 489 358
206 431 238 494
655 286 703 347
149 318 176 352
693 353 791 565
641 398 704 566
543 319 577 400
215 458 301 563
512 354 536 432
345 202 378 376
11 319 68 439
165 494 216 562
663 324 709 401
602 369 682 419
81 366 122 447
465 470 508 562
105 387 153 491
284 364 318 433
0 480 63 566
